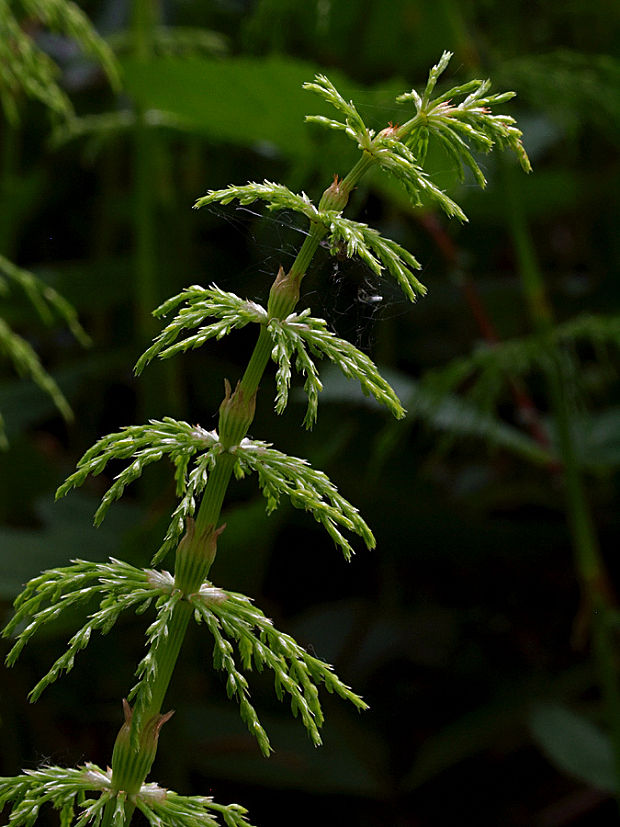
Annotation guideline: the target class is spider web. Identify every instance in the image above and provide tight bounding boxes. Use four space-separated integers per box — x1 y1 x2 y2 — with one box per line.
203 203 413 352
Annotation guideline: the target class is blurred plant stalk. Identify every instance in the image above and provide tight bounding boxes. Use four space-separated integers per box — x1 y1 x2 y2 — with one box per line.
502 159 620 802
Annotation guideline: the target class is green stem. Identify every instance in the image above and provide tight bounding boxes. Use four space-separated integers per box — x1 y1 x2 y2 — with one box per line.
238 326 277 398
140 603 193 718
286 225 326 284
503 160 620 798
101 798 115 827
107 146 382 808
338 153 376 198
102 795 135 827
131 0 157 60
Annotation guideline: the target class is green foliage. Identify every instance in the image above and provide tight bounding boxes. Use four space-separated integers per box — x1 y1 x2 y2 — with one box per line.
134 285 269 373
135 284 405 426
190 584 368 755
556 312 620 351
1 49 536 827
500 50 620 139
3 558 162 700
0 0 119 122
338 370 554 468
423 312 620 419
194 183 427 300
56 419 222 564
117 55 329 160
0 255 90 446
529 704 617 794
268 309 405 425
55 418 374 565
0 256 89 344
232 438 375 560
51 108 188 148
0 764 253 827
0 317 71 447
304 52 530 210
109 25 228 59
396 50 531 178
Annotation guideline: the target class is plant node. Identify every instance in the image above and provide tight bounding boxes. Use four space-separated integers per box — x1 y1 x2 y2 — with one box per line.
111 701 174 795
267 265 300 318
318 174 350 211
218 379 257 448
175 519 226 592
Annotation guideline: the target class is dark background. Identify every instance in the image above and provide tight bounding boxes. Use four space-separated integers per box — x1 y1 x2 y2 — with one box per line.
1 1 619 824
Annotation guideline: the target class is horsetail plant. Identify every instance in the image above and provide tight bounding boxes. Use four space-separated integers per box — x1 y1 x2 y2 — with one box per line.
1 53 530 826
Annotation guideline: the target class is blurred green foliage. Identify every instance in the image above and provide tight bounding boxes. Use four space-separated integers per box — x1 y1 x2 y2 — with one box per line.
1 0 619 825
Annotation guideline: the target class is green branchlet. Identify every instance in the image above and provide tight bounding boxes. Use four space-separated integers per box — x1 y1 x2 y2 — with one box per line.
54 420 375 565
0 764 253 827
0 316 73 435
0 255 91 446
396 50 532 179
303 74 372 150
0 764 112 827
231 438 375 560
369 130 467 218
55 419 223 563
3 558 164 700
134 285 268 374
4 556 367 758
190 584 368 755
325 214 425 301
0 0 119 123
193 180 318 220
133 284 406 426
304 50 530 203
268 310 405 426
193 183 428 297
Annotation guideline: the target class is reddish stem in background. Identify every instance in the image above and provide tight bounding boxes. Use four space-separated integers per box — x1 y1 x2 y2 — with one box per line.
416 210 558 467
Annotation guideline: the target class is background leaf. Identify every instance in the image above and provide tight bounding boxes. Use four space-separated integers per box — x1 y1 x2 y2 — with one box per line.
529 704 617 793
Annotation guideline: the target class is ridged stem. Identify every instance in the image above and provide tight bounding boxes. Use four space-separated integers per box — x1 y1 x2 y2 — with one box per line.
238 326 276 397
101 796 135 827
139 603 193 720
101 798 116 827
